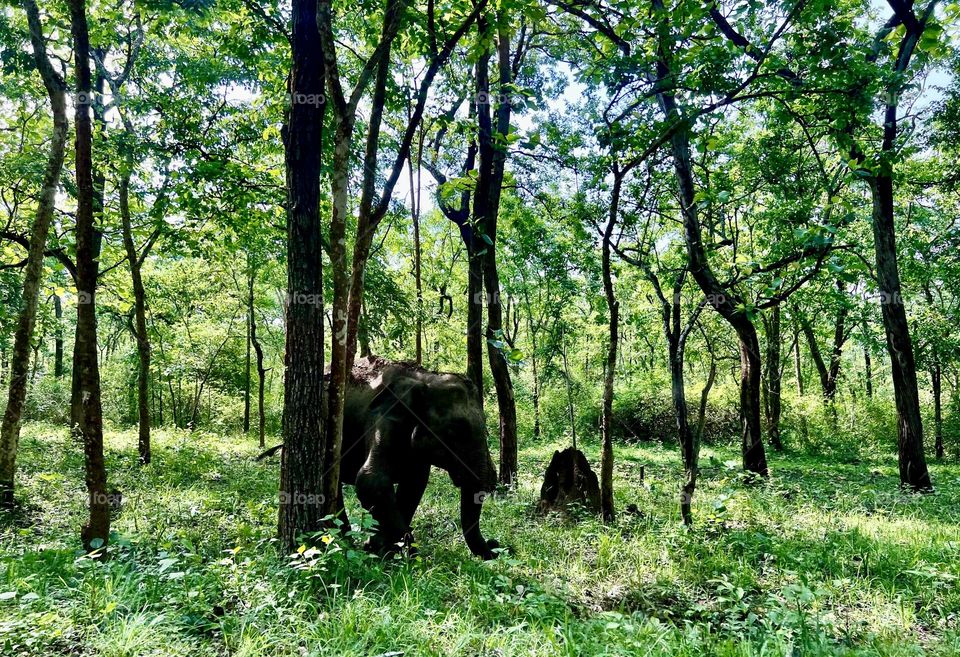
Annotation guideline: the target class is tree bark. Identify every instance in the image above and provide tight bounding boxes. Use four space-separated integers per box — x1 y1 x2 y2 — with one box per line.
54 293 64 379
251 307 267 450
860 1 933 491
652 2 767 476
932 365 943 459
870 175 931 489
243 273 252 433
599 173 622 523
655 108 766 475
762 305 783 451
69 0 111 553
0 0 69 508
119 169 151 465
278 0 328 551
410 134 424 365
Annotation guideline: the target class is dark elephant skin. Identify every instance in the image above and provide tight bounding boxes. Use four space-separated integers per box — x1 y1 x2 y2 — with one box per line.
337 356 500 559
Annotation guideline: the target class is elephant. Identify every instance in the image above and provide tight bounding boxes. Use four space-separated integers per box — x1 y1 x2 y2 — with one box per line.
336 356 500 559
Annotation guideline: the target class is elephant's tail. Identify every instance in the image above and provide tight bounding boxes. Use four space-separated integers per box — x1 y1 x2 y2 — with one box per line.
256 443 284 461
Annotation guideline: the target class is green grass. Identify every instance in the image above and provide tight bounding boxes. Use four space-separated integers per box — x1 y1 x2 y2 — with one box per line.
1 423 959 656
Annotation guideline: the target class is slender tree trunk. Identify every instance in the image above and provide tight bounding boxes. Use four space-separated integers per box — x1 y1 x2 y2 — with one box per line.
599 174 622 523
251 299 267 449
763 305 783 451
669 340 697 525
932 365 943 459
561 324 577 449
0 0 69 508
864 343 873 399
323 117 352 520
243 270 252 433
278 0 327 551
69 0 110 553
409 134 424 365
653 6 767 476
119 169 151 465
54 293 64 379
521 288 540 439
695 360 717 443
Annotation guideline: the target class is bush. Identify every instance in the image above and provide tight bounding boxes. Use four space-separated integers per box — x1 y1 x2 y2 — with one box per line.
22 376 70 425
578 383 741 446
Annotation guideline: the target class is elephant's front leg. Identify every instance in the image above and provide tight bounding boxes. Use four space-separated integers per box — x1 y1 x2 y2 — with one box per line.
355 466 407 554
396 462 430 528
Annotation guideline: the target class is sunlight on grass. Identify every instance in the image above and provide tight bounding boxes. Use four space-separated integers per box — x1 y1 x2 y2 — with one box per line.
1 423 959 655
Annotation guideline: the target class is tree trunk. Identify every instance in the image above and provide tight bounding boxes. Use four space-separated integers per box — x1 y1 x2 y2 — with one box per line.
0 0 69 508
932 365 943 459
870 175 931 490
467 244 485 401
669 341 696 524
473 19 518 487
521 287 540 438
652 4 767 476
561 324 577 449
763 305 783 451
323 117 352 521
736 326 767 474
250 291 268 449
54 293 64 379
69 0 110 553
243 270 252 434
278 0 328 551
655 92 767 476
119 169 151 465
599 174 622 523
410 137 424 365
863 5 933 490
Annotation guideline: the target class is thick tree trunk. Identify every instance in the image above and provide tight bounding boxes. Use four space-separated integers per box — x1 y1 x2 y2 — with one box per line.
736 326 768 474
870 174 931 490
0 0 69 508
863 6 933 490
278 0 327 551
119 170 151 465
69 0 110 553
469 20 518 486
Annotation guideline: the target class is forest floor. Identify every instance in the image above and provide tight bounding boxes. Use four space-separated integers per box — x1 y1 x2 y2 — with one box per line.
1 424 958 656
